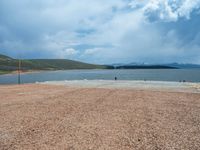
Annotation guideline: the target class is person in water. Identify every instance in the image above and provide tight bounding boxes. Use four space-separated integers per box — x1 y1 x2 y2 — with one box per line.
115 77 117 80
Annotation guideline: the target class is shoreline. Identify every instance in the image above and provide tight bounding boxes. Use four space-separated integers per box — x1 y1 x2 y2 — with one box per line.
0 69 111 76
0 70 44 75
41 80 200 93
0 79 199 93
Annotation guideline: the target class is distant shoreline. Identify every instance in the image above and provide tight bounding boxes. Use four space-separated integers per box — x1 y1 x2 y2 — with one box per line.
0 67 181 76
0 70 44 75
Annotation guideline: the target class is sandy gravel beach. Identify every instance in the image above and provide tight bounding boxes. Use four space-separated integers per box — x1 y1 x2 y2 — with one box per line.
0 82 200 149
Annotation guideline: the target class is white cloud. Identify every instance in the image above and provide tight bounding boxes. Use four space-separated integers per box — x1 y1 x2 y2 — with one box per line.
142 0 200 21
178 0 200 19
84 48 101 55
64 48 78 56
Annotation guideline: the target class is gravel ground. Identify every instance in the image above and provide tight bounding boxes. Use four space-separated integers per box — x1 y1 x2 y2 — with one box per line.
0 84 200 150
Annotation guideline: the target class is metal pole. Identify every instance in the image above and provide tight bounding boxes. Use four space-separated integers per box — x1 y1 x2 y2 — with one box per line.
18 59 21 84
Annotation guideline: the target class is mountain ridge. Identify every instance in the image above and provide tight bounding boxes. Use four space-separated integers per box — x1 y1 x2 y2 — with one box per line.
1 54 200 75
111 62 200 69
0 54 112 74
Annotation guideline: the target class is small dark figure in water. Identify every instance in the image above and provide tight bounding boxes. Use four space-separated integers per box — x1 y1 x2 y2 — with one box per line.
115 77 117 81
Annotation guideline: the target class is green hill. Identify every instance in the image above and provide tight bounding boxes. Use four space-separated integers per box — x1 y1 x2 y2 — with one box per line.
0 54 112 74
0 54 12 60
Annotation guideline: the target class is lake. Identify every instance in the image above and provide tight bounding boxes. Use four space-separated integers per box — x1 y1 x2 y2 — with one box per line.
0 69 200 84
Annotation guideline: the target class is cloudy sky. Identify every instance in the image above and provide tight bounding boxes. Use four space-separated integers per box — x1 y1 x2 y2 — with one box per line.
0 0 200 64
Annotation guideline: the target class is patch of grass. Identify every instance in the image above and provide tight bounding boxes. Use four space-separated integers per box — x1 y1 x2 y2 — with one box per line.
0 70 11 75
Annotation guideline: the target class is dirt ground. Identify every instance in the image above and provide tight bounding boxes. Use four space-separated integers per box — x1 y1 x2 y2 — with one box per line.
0 84 200 150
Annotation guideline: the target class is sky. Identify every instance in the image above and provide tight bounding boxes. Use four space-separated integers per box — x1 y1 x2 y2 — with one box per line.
0 0 200 64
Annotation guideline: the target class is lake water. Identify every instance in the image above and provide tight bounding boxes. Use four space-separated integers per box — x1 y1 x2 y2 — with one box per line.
0 69 200 84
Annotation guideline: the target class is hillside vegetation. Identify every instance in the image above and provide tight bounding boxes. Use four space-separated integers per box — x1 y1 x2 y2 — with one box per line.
0 54 112 73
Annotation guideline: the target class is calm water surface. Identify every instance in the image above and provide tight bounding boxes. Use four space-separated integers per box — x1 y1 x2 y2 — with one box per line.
0 69 200 84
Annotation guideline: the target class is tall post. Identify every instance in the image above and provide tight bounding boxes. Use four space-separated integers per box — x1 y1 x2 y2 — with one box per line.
18 59 21 84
